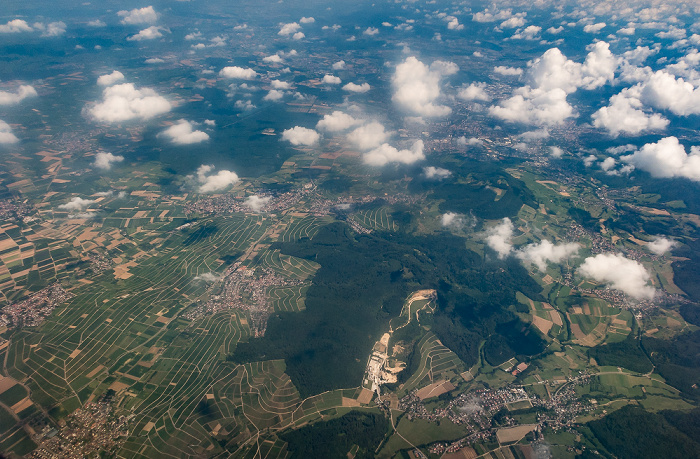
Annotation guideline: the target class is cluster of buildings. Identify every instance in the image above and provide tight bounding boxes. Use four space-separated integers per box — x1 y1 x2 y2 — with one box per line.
0 283 73 329
30 400 130 459
0 198 33 221
185 264 304 336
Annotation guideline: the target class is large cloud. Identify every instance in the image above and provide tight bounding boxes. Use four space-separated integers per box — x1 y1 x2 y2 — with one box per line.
97 71 125 86
88 83 171 123
282 126 319 146
592 90 669 136
392 57 457 117
219 66 258 80
621 136 700 181
118 6 158 25
491 42 618 126
637 70 700 116
278 22 301 36
0 121 19 144
516 240 580 271
363 140 425 166
578 253 655 299
94 152 124 170
316 111 360 132
0 19 33 33
159 120 209 145
0 85 37 106
485 218 514 258
195 165 239 193
347 122 389 150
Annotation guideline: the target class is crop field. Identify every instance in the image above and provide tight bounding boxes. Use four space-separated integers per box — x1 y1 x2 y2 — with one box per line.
278 215 333 242
400 333 465 397
268 286 308 312
351 206 398 232
258 249 320 280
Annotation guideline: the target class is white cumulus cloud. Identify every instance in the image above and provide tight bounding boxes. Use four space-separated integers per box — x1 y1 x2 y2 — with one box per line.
118 6 158 25
458 83 491 102
347 122 390 150
578 253 655 299
0 85 37 106
278 22 301 36
621 136 700 181
59 197 97 212
316 111 360 132
485 218 514 259
423 166 451 179
128 26 165 41
363 140 425 166
159 120 209 145
0 121 19 144
88 83 171 123
0 19 33 33
322 74 342 84
343 82 370 93
219 66 258 80
282 126 319 146
592 90 669 136
392 56 457 117
647 237 677 255
516 240 580 271
244 195 271 213
93 152 124 170
195 165 240 193
97 71 125 86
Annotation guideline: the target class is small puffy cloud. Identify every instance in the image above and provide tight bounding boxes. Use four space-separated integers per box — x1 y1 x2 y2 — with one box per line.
501 16 526 28
363 140 425 166
583 22 606 33
184 31 202 40
159 120 209 145
34 21 66 37
445 16 464 30
322 74 341 84
494 66 523 76
0 19 33 33
128 26 165 41
0 121 19 144
88 19 106 27
578 253 655 299
511 25 541 40
270 80 290 90
441 212 461 227
278 22 301 36
219 66 257 80
618 26 635 35
485 218 514 259
347 122 389 150
93 152 124 170
656 26 686 40
88 83 171 123
59 197 96 212
316 111 360 132
516 240 580 271
292 32 305 40
195 165 240 193
519 128 549 141
647 237 676 255
195 272 220 283
0 85 37 106
332 60 346 70
392 56 456 117
282 126 319 146
299 17 315 24
592 90 669 136
343 82 370 93
472 9 515 23
621 136 700 181
423 166 451 179
263 54 284 64
118 6 158 25
244 195 271 213
364 27 379 36
457 136 483 146
263 89 284 101
235 99 255 110
458 83 491 102
97 71 125 86
549 146 564 158
547 26 564 34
